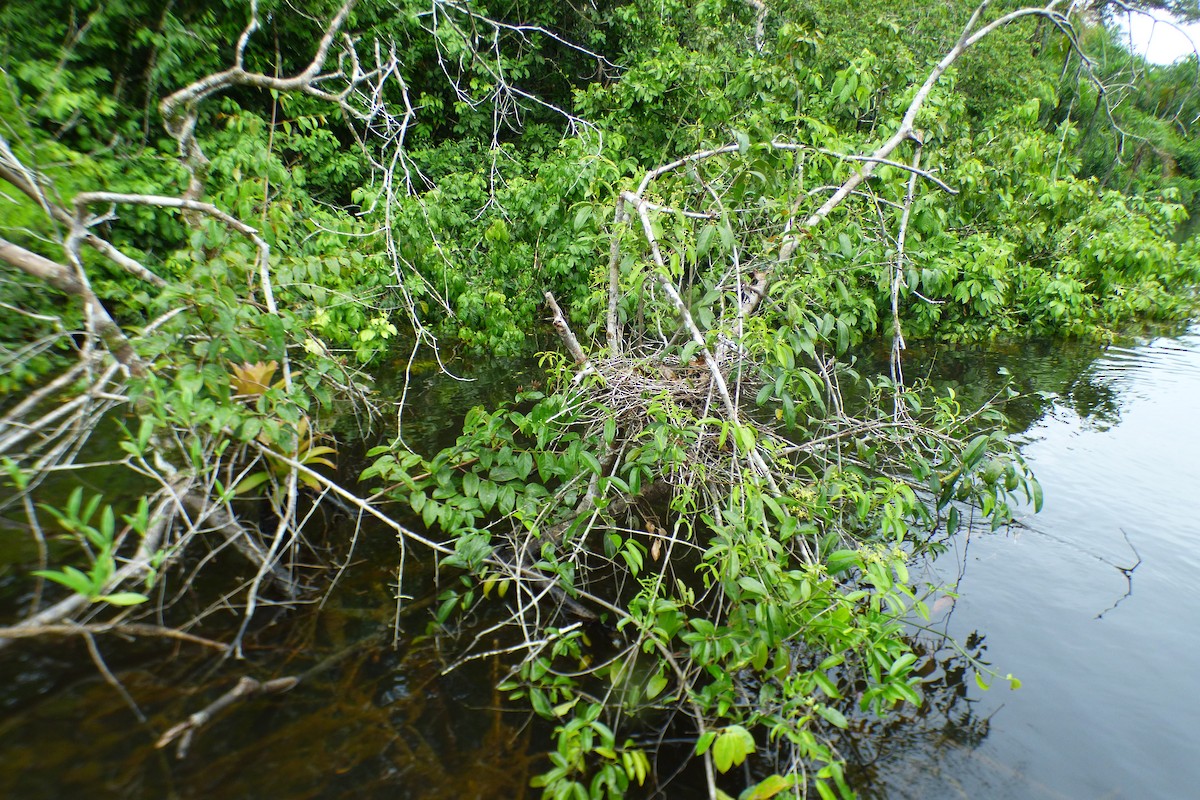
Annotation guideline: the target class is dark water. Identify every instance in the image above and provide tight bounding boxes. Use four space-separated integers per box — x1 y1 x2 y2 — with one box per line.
0 359 548 800
2 326 1199 798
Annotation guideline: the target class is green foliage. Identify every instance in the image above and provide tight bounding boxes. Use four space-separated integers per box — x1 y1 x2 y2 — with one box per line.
364 344 1040 796
4 0 1195 373
31 489 151 606
526 701 651 799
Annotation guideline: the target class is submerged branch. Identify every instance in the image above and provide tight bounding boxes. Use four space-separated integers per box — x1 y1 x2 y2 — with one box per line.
155 674 301 759
0 622 229 651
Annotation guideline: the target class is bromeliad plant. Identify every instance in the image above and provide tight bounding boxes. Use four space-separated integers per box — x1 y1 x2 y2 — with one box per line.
228 361 338 499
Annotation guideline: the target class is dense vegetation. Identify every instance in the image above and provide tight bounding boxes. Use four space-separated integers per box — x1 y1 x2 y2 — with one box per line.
1 1 1198 798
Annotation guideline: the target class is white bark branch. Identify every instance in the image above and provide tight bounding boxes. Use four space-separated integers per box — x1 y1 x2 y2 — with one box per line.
0 236 144 373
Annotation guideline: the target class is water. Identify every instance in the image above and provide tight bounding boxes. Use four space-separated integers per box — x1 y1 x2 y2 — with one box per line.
2 326 1199 798
867 324 1200 799
0 359 546 800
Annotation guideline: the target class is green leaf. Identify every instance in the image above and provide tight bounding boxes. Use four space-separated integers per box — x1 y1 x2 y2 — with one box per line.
580 450 602 475
813 669 842 699
233 471 272 496
622 540 644 574
963 435 989 468
573 205 592 231
816 705 848 729
529 687 553 718
719 221 735 252
552 696 580 718
947 505 960 535
516 451 534 480
490 465 519 482
712 732 736 773
798 369 825 411
838 232 853 258
742 774 795 800
422 499 440 527
825 549 860 574
98 592 149 606
478 480 498 512
33 566 95 597
836 318 850 355
755 382 774 406
435 593 459 624
645 672 668 700
733 423 756 453
241 417 263 442
889 652 918 677
737 576 767 597
99 505 115 539
712 726 755 773
498 484 517 514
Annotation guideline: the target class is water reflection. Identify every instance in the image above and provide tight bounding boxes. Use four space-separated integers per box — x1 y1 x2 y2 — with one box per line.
0 561 541 799
0 351 546 800
848 322 1200 799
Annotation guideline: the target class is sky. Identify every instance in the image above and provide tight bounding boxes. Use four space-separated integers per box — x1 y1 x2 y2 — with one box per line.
1116 8 1200 64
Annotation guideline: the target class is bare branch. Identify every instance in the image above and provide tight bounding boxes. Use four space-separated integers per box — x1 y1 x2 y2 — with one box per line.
156 674 300 759
0 154 166 288
744 0 768 53
545 291 590 366
158 1 358 200
0 235 144 373
0 622 229 650
605 198 628 355
72 191 277 314
890 141 923 399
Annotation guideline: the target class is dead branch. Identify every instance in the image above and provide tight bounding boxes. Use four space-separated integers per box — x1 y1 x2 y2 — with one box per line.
0 622 228 650
743 0 768 53
155 674 300 759
159 0 358 201
545 291 590 366
72 190 279 317
178 490 300 600
622 191 780 491
0 236 143 374
890 140 923 396
605 197 629 355
0 150 165 288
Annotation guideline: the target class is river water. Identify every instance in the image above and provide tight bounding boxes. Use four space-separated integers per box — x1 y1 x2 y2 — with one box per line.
1 325 1198 798
863 323 1200 799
